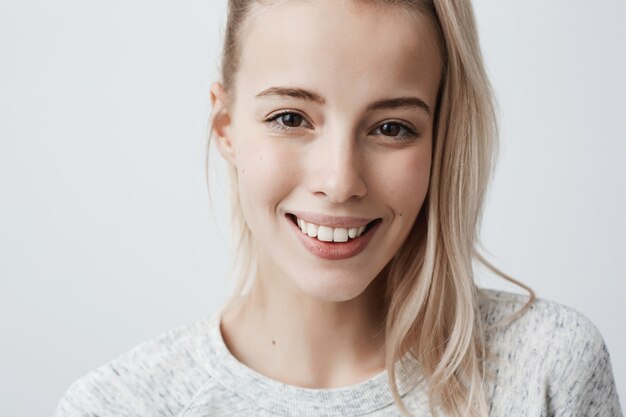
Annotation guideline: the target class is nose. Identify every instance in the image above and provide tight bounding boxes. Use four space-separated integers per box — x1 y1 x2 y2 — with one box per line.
308 131 367 203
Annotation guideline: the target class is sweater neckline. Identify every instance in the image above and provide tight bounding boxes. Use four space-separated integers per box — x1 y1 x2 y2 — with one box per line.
199 311 425 417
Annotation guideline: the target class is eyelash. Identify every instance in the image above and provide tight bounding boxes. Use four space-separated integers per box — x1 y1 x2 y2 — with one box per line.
264 111 420 142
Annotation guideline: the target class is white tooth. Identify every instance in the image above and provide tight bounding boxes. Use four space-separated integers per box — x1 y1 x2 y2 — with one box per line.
297 218 302 228
356 226 365 236
306 222 318 237
348 227 357 239
299 219 308 233
333 227 349 242
317 226 334 242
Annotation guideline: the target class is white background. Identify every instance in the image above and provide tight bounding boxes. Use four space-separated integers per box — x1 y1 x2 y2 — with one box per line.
0 1 624 416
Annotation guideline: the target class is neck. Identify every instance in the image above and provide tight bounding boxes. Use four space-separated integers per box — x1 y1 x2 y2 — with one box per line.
219 260 389 389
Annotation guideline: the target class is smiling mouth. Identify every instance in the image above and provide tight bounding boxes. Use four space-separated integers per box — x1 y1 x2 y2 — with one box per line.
285 213 382 259
286 214 381 242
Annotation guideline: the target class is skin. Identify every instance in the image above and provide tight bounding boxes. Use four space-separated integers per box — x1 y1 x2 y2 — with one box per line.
210 0 442 388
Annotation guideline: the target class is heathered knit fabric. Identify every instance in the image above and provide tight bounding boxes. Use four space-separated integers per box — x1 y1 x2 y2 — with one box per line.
54 289 623 416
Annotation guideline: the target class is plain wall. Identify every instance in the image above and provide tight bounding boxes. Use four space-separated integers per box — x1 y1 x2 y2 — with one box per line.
0 1 624 415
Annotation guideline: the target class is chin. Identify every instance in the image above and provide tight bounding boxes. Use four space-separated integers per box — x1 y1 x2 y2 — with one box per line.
292 272 376 303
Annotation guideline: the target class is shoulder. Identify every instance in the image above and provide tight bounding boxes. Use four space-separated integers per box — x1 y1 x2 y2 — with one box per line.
54 317 215 417
478 287 604 346
477 287 606 364
478 288 622 416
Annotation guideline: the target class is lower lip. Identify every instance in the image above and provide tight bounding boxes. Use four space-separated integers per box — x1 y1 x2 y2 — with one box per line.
286 215 381 260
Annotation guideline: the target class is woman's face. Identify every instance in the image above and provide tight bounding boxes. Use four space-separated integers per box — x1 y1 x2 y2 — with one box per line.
213 0 442 302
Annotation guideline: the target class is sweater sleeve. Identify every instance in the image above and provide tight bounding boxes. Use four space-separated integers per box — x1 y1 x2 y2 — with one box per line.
547 310 623 417
53 321 210 417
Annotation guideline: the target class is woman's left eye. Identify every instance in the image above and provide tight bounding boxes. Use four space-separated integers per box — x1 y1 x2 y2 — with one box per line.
373 121 418 141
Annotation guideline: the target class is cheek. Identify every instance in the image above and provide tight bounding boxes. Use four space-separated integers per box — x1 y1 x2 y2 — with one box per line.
371 147 431 213
235 135 301 218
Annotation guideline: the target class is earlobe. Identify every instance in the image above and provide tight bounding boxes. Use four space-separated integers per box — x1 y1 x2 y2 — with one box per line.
209 82 237 166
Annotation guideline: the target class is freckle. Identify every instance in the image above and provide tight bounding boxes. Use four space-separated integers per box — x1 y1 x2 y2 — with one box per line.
272 340 276 346
399 213 403 216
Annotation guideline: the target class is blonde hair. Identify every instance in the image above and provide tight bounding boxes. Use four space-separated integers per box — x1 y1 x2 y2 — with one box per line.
206 1 535 416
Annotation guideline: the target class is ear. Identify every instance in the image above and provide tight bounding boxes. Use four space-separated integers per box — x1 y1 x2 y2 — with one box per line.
209 82 237 166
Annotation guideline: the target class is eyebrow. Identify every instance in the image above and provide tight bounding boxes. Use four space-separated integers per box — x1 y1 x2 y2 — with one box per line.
256 86 326 105
367 97 431 117
255 86 431 117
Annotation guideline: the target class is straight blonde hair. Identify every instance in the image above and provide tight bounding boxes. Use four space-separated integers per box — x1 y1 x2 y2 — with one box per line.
206 1 535 416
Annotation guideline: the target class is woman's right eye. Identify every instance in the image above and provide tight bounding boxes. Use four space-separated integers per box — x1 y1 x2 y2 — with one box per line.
265 111 312 131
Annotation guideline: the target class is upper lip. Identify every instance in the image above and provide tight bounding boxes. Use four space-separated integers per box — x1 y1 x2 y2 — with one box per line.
288 211 378 228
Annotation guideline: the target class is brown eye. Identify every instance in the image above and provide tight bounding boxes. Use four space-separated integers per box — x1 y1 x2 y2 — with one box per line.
278 113 304 127
380 122 401 136
265 111 312 132
370 120 419 143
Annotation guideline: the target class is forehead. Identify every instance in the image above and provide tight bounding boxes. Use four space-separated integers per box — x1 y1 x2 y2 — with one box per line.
236 0 443 108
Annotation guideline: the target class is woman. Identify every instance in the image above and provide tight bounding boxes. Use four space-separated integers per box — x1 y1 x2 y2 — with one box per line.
55 0 623 416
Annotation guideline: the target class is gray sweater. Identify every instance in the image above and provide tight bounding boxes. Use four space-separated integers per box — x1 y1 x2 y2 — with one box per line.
54 289 623 416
